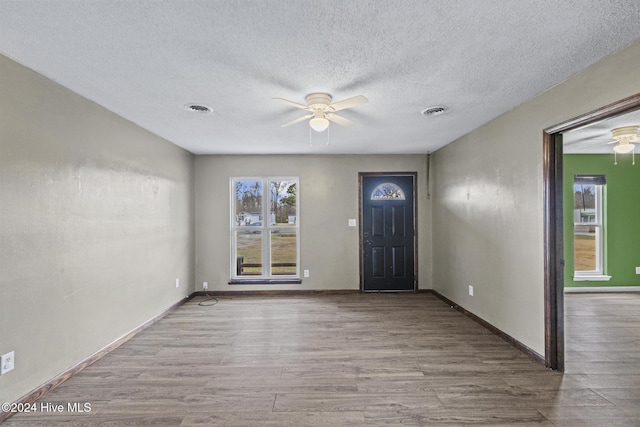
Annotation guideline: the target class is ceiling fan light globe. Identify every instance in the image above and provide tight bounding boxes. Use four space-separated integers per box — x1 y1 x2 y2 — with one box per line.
613 143 634 154
309 117 329 132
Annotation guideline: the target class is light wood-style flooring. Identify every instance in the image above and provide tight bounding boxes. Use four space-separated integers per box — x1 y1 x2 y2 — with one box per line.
3 292 640 426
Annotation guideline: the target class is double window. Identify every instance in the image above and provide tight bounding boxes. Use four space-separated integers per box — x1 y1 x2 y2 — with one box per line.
573 175 608 280
231 177 299 280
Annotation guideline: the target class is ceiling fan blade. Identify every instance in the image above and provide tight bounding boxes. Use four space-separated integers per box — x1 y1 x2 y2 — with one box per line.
326 113 353 127
329 95 368 112
273 98 308 110
281 114 313 127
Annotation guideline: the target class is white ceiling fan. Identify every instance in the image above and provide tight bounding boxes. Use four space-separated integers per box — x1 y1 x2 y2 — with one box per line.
607 125 640 165
607 125 640 153
273 93 368 132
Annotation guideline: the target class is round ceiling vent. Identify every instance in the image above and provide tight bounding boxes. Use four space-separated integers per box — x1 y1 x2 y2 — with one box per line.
421 105 449 116
184 103 213 114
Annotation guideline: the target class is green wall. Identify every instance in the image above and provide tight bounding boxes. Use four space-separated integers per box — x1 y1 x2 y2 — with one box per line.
564 154 640 287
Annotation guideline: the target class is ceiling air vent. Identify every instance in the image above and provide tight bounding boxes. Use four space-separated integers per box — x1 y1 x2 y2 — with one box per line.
184 103 213 114
421 105 448 116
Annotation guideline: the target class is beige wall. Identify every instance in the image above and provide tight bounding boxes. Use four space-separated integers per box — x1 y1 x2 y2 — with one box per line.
195 155 432 291
0 55 195 404
432 40 640 356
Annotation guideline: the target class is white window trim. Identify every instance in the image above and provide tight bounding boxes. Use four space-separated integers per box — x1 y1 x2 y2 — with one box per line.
572 275 611 281
573 184 605 280
230 177 300 280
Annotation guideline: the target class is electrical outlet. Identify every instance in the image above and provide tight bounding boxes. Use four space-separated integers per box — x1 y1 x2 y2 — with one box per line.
469 285 474 296
348 219 357 227
203 281 208 290
636 267 640 275
175 278 180 288
1 351 15 375
304 270 310 277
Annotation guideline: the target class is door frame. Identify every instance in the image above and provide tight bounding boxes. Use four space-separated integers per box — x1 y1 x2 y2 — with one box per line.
358 172 418 292
543 92 640 370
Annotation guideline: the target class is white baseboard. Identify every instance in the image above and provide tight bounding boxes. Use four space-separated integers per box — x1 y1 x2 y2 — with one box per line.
565 286 640 293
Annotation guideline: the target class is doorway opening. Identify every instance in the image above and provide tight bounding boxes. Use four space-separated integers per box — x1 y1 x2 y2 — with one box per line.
543 93 640 370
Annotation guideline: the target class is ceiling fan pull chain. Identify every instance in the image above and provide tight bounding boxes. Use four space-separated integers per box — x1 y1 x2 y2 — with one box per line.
309 125 313 148
326 124 330 146
614 151 618 165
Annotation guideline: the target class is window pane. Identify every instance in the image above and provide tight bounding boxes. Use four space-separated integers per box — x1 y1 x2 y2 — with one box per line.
235 180 263 227
271 229 297 276
371 182 406 200
573 184 596 223
231 177 299 280
270 180 297 226
574 225 596 271
236 231 262 276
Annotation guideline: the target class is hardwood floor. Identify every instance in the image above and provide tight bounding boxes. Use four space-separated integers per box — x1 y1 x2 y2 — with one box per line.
3 292 640 426
561 292 640 426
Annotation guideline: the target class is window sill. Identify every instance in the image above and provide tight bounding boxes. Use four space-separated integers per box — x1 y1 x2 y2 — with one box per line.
573 275 612 282
229 278 302 285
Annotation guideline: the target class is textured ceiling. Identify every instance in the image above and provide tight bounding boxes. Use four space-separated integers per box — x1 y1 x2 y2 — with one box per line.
1 1 640 154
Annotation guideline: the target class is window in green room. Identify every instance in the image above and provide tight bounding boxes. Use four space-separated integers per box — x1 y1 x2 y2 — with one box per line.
573 175 609 281
230 178 299 282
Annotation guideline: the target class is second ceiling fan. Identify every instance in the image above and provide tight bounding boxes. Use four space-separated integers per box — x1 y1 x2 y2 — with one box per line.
274 93 368 132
